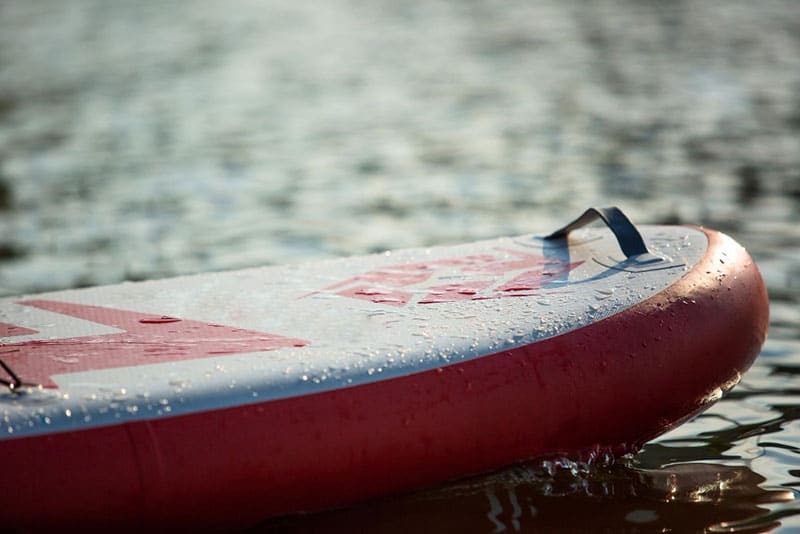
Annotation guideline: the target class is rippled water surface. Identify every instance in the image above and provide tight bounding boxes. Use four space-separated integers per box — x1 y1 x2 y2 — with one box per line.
1 0 799 531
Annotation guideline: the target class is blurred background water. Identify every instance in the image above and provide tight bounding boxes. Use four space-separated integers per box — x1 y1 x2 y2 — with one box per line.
0 0 798 531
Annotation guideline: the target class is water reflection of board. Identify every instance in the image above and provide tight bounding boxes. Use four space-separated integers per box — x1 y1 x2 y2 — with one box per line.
0 208 768 530
257 462 789 533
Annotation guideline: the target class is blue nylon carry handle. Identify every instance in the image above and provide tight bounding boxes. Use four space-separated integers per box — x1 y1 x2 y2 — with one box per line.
545 207 651 259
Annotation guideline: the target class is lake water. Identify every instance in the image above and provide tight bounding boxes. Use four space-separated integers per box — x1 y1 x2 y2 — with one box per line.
1 1 799 531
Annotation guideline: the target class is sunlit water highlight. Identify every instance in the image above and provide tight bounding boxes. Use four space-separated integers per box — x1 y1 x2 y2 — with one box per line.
1 0 799 531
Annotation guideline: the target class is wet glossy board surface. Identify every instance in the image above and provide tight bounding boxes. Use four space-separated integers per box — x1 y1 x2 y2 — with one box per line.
0 224 767 530
1 226 704 438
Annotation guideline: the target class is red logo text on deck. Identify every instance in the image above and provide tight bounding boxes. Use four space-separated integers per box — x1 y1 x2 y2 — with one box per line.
309 248 583 307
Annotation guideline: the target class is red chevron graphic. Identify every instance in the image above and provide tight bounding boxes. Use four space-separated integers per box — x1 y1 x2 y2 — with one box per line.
0 300 308 388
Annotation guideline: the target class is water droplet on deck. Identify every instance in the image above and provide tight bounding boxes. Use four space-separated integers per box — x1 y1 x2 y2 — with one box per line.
53 356 79 364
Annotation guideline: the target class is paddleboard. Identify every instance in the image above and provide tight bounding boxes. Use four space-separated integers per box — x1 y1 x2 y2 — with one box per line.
0 208 768 530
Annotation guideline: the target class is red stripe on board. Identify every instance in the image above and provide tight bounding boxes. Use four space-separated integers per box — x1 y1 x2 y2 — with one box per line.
0 322 38 337
0 300 309 388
